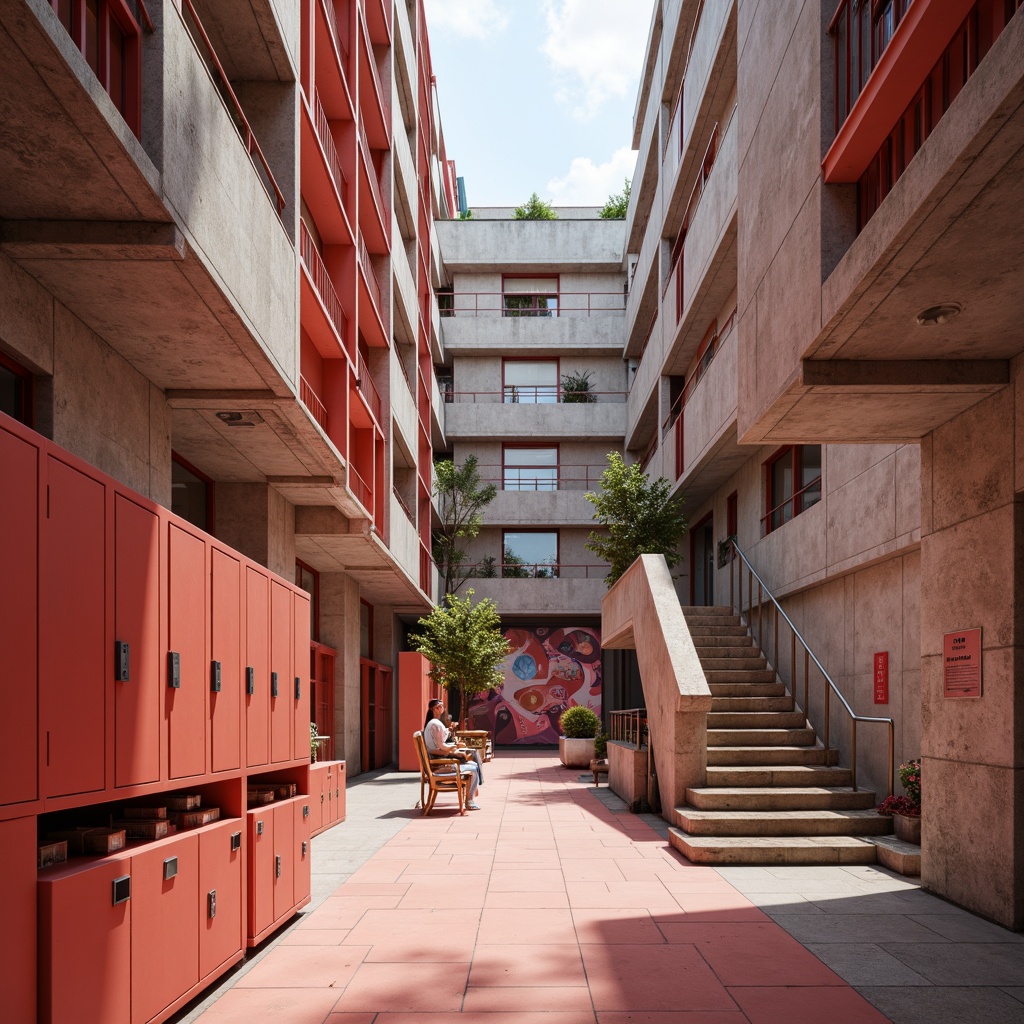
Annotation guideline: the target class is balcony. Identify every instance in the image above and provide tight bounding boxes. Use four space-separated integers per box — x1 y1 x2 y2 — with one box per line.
357 233 388 346
300 374 330 435
358 126 390 253
443 393 627 442
483 489 599 528
357 8 390 148
389 490 419 585
390 355 418 452
300 91 354 245
300 220 352 360
455 574 609 615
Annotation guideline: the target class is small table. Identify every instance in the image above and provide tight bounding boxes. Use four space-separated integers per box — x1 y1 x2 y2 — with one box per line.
590 758 609 786
455 730 493 761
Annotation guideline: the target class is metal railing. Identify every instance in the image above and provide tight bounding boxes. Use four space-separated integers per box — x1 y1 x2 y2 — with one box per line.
727 539 893 795
357 233 383 317
349 464 371 511
438 292 626 317
181 0 285 216
472 465 609 491
299 375 329 433
300 221 349 351
355 350 382 424
359 126 389 225
446 390 627 405
314 91 347 203
322 0 350 65
392 487 414 523
359 12 391 122
609 708 647 747
463 562 607 580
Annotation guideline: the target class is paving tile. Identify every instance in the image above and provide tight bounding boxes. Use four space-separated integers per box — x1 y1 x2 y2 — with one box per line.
596 1014 748 1024
572 908 665 945
234 945 369 988
487 868 568 891
323 1014 378 1024
398 881 489 909
668 892 772 922
468 942 586 987
330 962 470 1012
343 908 482 946
477 907 578 944
804 942 933 986
193 988 343 1022
581 945 736 1012
909 913 1024 943
279 928 350 946
855 985 1024 1024
560 859 629 881
483 890 571 909
373 1014 596 1024
463 985 594 1012
729 986 890 1023
881 942 1024 986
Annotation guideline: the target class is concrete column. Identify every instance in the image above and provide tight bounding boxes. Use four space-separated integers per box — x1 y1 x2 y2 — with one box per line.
216 483 295 579
321 572 362 772
919 372 1024 929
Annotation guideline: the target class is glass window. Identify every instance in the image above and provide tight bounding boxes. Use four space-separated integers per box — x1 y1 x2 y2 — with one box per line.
504 360 558 404
360 600 372 659
171 455 211 532
0 356 31 426
503 531 559 578
503 447 558 491
503 277 558 318
764 446 822 534
296 561 319 642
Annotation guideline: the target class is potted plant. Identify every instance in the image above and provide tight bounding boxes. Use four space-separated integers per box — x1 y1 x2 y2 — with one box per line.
561 369 596 403
558 705 601 768
877 758 921 843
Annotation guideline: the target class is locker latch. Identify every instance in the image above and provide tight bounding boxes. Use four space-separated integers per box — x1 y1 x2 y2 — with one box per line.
211 660 222 692
271 671 278 698
168 651 181 689
246 666 255 696
275 855 282 879
208 889 217 919
115 640 130 682
302 841 308 857
231 831 242 851
303 804 309 818
256 819 264 835
294 676 301 700
112 875 131 905
163 856 178 881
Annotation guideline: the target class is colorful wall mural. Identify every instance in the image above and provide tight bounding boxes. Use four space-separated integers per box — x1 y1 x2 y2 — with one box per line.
466 626 602 745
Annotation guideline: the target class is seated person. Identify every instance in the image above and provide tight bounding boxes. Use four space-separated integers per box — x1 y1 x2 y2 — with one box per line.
441 709 484 784
423 699 481 810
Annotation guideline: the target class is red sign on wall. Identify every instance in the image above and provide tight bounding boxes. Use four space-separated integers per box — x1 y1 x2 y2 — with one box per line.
943 628 982 698
873 652 889 704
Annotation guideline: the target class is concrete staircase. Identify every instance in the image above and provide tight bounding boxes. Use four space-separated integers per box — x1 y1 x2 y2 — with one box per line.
668 606 897 867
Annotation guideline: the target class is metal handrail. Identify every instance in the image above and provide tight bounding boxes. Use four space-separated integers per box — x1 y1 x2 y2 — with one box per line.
438 292 626 317
463 562 606 580
728 540 893 796
446 390 628 404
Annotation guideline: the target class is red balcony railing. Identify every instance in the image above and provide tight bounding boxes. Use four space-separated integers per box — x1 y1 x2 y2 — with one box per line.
300 220 349 349
322 0 350 65
462 562 607 580
314 91 347 202
181 0 285 215
359 11 391 123
349 464 371 510
446 390 628 404
393 487 414 523
355 352 383 424
439 291 626 317
357 233 382 316
300 375 329 433
419 540 434 594
469 464 611 491
359 126 389 224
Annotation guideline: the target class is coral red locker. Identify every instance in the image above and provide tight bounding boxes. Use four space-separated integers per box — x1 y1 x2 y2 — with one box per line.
293 798 312 907
0 426 38 806
210 548 242 773
113 495 161 788
308 763 325 834
167 524 207 779
272 800 295 921
269 581 293 763
198 821 244 979
245 568 270 767
130 836 200 1024
247 807 275 942
40 456 105 799
0 816 37 1022
293 592 312 761
38 856 132 1024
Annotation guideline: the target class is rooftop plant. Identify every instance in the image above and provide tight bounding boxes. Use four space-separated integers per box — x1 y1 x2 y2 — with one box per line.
599 178 631 219
513 192 557 220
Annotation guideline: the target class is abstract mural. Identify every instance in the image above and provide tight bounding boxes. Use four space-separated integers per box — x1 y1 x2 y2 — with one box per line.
466 626 602 745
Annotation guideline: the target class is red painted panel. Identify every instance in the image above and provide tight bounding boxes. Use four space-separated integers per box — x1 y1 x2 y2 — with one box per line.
199 820 244 979
294 592 312 761
336 760 347 823
211 549 242 773
130 836 200 1024
167 525 208 779
308 763 326 834
247 808 275 941
114 495 161 788
41 456 105 798
273 801 295 921
270 581 293 763
293 798 312 906
39 857 132 1024
245 568 270 767
0 816 37 1021
0 427 38 805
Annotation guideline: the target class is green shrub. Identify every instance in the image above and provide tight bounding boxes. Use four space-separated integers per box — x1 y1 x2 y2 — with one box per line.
594 732 608 759
560 705 600 738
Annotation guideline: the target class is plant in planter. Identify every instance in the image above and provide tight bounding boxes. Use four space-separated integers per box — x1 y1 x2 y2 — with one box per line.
561 369 597 403
558 705 601 768
877 758 921 843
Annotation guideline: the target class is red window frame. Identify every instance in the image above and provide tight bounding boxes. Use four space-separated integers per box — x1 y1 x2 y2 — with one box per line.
763 445 822 535
0 349 33 427
501 529 560 578
171 451 215 533
295 559 320 643
502 444 560 491
502 357 560 404
501 273 560 318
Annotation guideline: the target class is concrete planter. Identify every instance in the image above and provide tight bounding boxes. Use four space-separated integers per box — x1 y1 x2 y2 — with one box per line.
559 736 596 768
893 813 921 845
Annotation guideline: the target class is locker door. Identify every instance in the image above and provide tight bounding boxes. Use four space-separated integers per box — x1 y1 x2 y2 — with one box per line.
269 581 292 763
0 426 38 805
245 568 270 767
335 761 347 824
272 801 295 921
293 592 312 761
167 524 207 779
130 836 199 1024
40 456 105 798
247 809 275 941
39 859 132 1024
293 798 312 907
0 816 37 1022
113 495 161 788
198 821 244 979
308 763 325 834
210 549 242 773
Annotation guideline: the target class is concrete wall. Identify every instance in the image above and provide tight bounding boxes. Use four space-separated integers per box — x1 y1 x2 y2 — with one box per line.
217 482 297 579
320 571 363 772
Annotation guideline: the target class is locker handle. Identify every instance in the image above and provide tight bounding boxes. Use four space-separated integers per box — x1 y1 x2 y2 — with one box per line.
256 819 264 835
275 855 281 879
294 676 301 700
168 651 181 689
115 640 130 682
271 671 278 698
163 856 178 881
211 660 222 692
112 875 131 905
302 841 307 857
303 804 309 818
208 889 217 918
231 831 242 851
246 666 255 696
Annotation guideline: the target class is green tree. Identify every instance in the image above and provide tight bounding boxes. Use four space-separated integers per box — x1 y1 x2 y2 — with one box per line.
408 590 511 725
513 192 557 220
598 178 631 219
585 452 688 585
433 455 498 595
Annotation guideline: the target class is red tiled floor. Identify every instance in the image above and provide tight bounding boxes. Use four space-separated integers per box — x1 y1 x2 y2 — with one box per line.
463 984 594 1012
234 945 369 988
728 986 893 1023
468 943 586 987
330 962 470 1012
571 908 665 945
194 988 343 1022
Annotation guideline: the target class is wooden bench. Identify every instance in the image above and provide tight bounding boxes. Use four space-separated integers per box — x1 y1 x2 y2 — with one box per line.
413 730 468 815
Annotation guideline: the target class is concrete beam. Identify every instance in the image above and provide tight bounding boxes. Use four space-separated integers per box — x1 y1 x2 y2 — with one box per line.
802 359 1010 390
0 220 186 261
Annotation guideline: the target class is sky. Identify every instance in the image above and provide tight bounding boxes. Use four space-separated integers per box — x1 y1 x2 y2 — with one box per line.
422 0 657 209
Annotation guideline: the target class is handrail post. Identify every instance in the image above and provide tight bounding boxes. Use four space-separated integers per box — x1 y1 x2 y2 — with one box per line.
824 673 831 754
729 546 734 612
803 648 809 723
757 580 763 648
773 605 778 671
851 719 858 791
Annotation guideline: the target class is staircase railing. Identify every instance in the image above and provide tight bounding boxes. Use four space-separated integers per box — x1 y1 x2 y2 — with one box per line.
727 540 893 796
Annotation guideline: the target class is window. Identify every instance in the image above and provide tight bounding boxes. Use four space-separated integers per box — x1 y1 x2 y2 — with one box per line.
503 447 558 491
502 276 558 318
0 352 32 426
360 600 373 659
171 454 213 532
295 560 320 643
502 531 559 578
724 491 738 562
764 446 821 533
503 359 559 404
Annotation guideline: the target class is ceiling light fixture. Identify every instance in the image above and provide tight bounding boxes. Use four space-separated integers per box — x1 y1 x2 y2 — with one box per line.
215 410 264 426
915 303 962 326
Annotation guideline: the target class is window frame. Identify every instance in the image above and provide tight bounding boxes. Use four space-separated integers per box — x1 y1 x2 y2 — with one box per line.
502 357 560 404
501 529 560 578
171 451 215 533
501 273 560 318
0 349 33 427
502 444 560 492
763 445 822 535
295 559 320 643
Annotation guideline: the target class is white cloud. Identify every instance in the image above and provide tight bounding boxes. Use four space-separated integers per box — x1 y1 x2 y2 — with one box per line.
540 0 653 120
423 0 509 39
546 146 636 206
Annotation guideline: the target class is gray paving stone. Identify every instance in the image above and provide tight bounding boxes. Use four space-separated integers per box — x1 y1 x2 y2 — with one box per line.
910 913 1024 943
804 942 932 986
855 985 1024 1024
773 913 953 944
1004 988 1024 1005
882 942 1024 986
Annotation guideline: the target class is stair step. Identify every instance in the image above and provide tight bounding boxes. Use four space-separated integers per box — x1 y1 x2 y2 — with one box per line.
708 727 816 747
684 615 744 628
685 786 877 811
693 636 756 650
680 605 734 616
706 765 853 787
710 696 795 712
870 835 921 877
708 745 838 766
688 624 750 637
707 711 807 729
708 682 786 697
700 657 769 671
673 807 892 837
696 648 763 662
669 831 879 866
705 669 778 684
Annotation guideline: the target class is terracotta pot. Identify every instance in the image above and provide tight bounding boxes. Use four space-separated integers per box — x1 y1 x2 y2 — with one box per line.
893 812 921 845
559 736 596 768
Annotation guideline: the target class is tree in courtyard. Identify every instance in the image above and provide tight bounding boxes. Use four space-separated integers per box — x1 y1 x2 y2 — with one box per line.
433 455 498 595
408 590 511 726
598 178 631 219
512 192 558 220
585 452 688 585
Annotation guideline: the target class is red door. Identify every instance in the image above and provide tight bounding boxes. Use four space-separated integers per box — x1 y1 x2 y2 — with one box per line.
293 799 311 906
247 808 275 942
272 801 295 921
293 593 312 761
114 495 161 788
245 568 270 767
210 548 242 773
0 426 38 805
41 456 105 798
167 524 207 779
